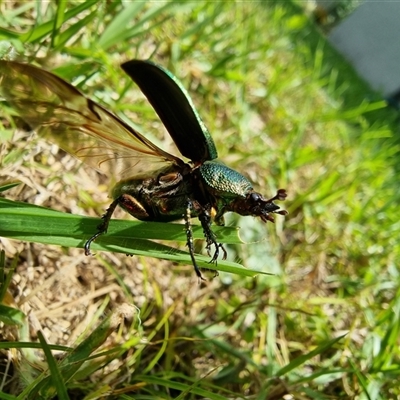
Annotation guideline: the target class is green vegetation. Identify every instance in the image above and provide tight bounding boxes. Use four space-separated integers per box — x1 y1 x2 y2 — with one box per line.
1 1 399 398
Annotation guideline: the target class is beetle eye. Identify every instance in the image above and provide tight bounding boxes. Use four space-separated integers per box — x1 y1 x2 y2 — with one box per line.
250 193 260 202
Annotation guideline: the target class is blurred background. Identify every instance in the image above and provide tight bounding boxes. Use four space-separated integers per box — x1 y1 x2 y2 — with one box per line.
1 1 399 398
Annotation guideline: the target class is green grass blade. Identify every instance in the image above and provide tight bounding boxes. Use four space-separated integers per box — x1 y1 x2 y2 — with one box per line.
275 334 347 377
97 2 146 49
0 304 25 327
20 0 100 43
57 313 116 379
0 198 267 277
0 392 18 400
37 332 69 400
98 2 178 50
51 0 67 48
54 13 96 50
0 181 21 193
134 375 229 400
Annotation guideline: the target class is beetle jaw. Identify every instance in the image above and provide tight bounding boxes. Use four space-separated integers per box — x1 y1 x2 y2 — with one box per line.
230 188 288 223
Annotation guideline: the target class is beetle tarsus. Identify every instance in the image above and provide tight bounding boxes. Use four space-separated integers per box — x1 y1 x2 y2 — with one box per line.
84 198 120 256
198 210 226 265
209 242 227 264
84 231 104 255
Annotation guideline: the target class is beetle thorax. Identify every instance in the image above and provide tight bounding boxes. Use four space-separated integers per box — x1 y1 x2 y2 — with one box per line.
199 161 253 198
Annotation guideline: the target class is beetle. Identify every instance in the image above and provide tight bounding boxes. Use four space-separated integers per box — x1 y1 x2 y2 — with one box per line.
0 59 287 280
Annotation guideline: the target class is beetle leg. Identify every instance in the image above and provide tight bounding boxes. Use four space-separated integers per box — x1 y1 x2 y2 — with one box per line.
198 210 227 265
84 197 120 255
85 194 150 256
185 199 205 281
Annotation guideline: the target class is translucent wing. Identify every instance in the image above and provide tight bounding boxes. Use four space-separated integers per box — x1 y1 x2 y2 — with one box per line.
0 61 184 179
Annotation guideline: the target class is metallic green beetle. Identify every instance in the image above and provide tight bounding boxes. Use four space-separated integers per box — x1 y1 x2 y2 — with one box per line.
0 59 287 280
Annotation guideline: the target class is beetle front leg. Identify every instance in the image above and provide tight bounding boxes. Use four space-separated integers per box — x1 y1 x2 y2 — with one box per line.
198 209 227 265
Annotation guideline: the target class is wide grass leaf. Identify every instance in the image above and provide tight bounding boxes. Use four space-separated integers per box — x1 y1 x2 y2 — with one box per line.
0 197 268 277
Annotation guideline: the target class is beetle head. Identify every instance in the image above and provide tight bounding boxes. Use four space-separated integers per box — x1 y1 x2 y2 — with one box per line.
230 188 288 223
